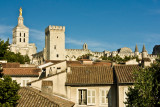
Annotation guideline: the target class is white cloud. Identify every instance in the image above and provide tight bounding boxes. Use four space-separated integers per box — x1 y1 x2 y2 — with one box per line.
66 37 121 52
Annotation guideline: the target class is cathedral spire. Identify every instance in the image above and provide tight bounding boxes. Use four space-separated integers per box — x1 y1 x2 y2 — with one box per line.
135 44 139 52
18 7 24 26
142 44 147 52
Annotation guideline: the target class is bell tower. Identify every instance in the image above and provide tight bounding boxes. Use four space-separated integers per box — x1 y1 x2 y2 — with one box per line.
12 7 29 47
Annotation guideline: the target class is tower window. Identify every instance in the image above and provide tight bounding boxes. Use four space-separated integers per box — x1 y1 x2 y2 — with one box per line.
54 45 56 49
24 38 25 42
24 33 25 37
20 33 21 37
57 36 58 38
57 54 59 58
20 38 21 42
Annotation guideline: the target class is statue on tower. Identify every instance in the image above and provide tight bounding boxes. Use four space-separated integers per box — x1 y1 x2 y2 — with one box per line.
19 7 22 16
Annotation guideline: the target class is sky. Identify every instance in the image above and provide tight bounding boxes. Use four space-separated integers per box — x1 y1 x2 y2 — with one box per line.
0 0 160 54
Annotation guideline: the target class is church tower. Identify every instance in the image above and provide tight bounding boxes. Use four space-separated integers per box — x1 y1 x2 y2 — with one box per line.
44 25 65 60
10 7 37 60
12 7 29 46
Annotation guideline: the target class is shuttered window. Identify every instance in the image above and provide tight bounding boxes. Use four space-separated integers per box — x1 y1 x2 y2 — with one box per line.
78 89 87 105
100 89 111 106
87 89 96 105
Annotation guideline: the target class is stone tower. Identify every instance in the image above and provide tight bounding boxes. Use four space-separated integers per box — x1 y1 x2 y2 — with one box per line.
10 7 37 60
83 43 88 50
44 25 65 60
142 44 148 58
134 44 139 57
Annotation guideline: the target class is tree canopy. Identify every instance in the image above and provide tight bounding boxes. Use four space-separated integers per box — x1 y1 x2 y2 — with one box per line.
0 64 20 106
0 38 30 64
124 59 160 107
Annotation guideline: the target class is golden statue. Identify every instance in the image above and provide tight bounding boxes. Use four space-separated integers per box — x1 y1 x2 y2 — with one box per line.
19 7 22 16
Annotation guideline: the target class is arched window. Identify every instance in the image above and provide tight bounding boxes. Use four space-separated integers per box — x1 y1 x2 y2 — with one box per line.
24 38 25 42
24 33 25 37
20 38 21 42
57 54 59 58
20 33 21 37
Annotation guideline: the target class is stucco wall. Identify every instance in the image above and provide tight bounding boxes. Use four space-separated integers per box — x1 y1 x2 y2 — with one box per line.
70 86 116 107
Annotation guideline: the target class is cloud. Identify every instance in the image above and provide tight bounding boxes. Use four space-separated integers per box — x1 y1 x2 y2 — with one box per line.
0 25 13 42
66 37 121 52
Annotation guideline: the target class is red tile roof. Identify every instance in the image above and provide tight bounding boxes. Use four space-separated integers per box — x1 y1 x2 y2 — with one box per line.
2 63 20 68
3 68 40 77
18 87 75 107
66 66 115 86
114 65 140 84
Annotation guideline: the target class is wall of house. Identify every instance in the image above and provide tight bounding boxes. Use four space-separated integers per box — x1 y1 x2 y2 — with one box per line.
12 77 38 87
118 86 130 107
45 61 67 76
31 71 67 98
69 86 116 107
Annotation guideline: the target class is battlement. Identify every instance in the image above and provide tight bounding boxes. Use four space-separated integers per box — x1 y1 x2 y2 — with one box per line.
45 25 65 33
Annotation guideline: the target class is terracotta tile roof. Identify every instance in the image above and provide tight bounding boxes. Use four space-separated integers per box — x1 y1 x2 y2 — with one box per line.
45 60 65 64
67 61 82 66
2 63 20 68
66 66 115 86
93 62 112 66
80 59 91 61
18 87 75 107
3 68 40 77
114 65 140 84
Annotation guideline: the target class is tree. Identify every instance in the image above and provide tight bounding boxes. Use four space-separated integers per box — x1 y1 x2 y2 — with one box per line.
124 59 160 107
0 65 20 106
0 38 30 64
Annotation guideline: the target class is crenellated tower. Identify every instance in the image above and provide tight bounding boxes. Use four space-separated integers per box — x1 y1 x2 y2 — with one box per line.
44 25 65 60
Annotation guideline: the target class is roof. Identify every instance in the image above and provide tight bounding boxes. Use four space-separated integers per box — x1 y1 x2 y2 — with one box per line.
2 63 20 68
66 66 115 86
17 87 75 107
67 61 82 66
135 44 139 52
45 60 65 64
114 65 140 84
142 44 147 52
80 59 92 61
3 68 40 77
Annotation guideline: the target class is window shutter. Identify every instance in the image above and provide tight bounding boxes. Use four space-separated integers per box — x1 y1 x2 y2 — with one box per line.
106 90 109 104
92 90 95 104
87 90 95 105
83 90 87 105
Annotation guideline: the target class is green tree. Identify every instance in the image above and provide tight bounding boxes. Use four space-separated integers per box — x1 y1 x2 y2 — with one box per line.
0 65 20 106
124 60 160 107
0 38 30 64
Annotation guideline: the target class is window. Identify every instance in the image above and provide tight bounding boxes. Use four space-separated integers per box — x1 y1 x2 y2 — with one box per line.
20 33 21 37
22 80 29 87
87 90 96 105
24 38 25 42
100 89 111 106
54 45 56 49
24 33 25 37
78 89 87 105
57 36 58 38
20 38 21 42
78 89 96 105
57 54 59 58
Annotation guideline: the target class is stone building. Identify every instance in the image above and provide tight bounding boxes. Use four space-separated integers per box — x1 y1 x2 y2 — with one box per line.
10 8 37 60
32 24 158 65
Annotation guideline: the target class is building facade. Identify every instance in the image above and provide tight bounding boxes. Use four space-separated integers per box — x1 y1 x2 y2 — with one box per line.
10 8 37 60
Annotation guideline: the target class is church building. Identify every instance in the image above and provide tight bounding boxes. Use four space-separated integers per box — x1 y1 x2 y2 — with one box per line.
10 7 37 60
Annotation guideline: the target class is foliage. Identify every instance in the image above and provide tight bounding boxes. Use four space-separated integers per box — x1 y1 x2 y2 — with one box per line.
0 38 30 64
124 60 160 107
77 54 93 60
0 76 20 106
102 55 138 63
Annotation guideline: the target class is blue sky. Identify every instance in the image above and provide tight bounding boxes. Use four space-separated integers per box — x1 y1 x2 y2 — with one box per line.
0 0 160 54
